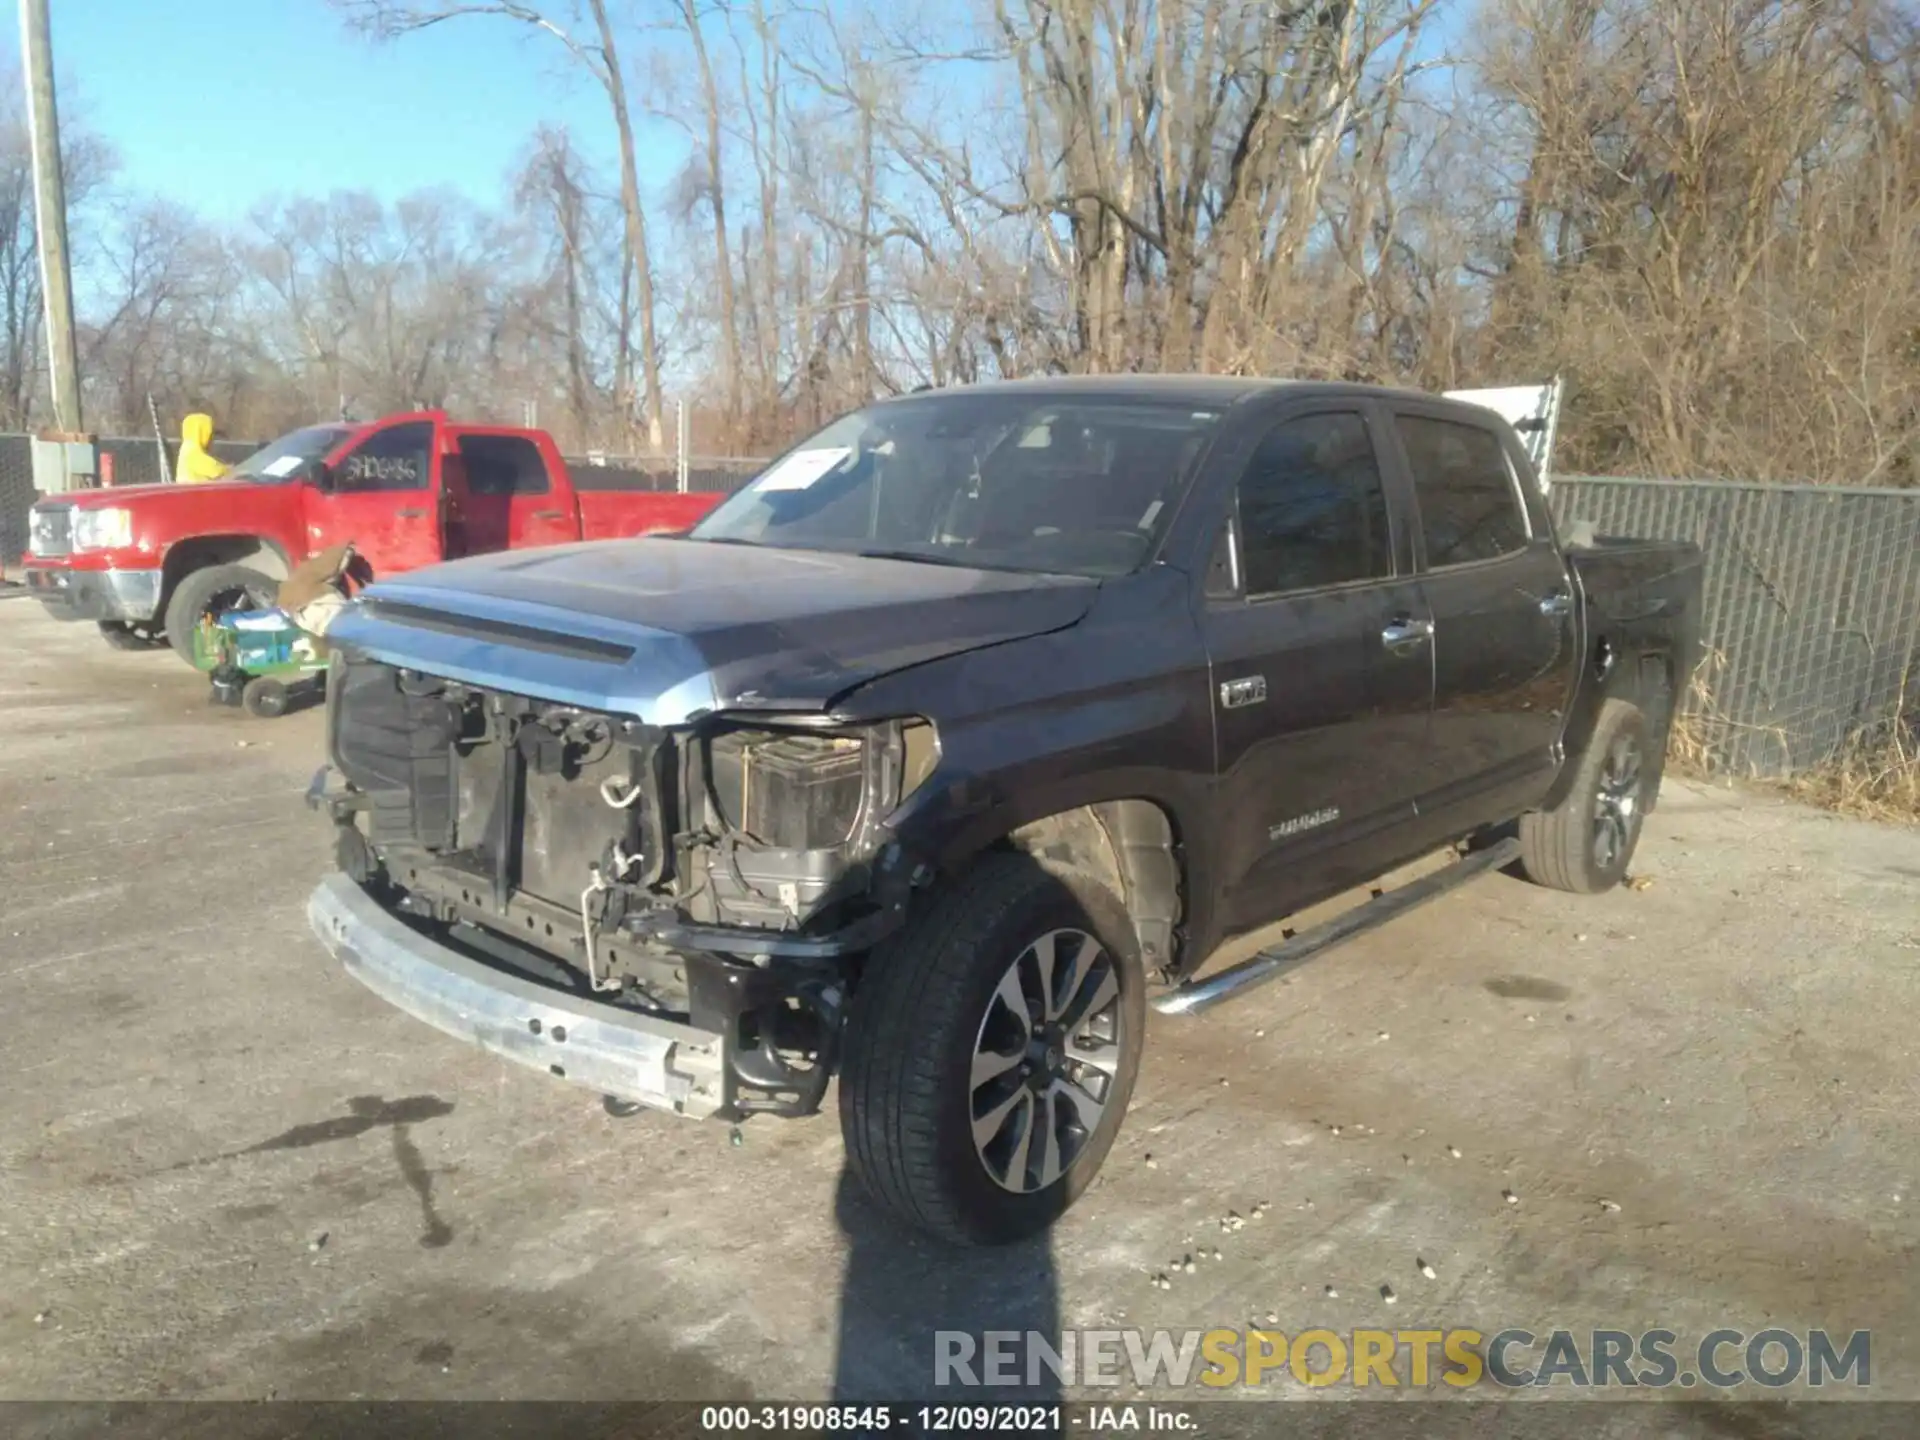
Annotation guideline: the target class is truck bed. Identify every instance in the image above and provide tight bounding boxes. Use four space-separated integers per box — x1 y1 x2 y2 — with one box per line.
1567 535 1705 701
574 489 724 542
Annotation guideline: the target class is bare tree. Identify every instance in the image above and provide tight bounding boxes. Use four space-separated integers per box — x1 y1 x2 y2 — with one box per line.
3 0 1903 493
0 73 113 428
515 127 597 443
335 0 670 449
1471 0 1920 482
677 0 743 435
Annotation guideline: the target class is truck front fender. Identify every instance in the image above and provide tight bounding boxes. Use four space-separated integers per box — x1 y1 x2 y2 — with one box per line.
159 534 294 597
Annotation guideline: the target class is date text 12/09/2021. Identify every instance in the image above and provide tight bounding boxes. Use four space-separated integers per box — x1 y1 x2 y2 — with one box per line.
698 1405 1195 1434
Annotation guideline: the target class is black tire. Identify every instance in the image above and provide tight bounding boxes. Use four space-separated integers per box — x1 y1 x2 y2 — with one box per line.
839 851 1145 1246
163 564 278 667
1517 698 1653 893
241 675 289 718
97 620 165 651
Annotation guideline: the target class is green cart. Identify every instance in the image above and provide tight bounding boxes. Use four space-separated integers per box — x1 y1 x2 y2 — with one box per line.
200 608 330 718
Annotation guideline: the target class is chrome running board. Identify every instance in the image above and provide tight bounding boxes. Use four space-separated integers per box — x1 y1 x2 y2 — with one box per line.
1152 838 1524 1016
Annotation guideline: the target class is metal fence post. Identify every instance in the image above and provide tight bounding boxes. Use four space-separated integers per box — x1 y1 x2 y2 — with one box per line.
147 393 170 484
676 399 690 494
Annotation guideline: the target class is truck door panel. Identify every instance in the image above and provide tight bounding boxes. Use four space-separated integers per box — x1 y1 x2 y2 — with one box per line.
1391 410 1578 821
453 432 574 557
1198 409 1434 934
304 419 443 579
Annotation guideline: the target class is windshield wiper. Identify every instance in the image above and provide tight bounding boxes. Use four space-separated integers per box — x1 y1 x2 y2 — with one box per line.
852 546 984 569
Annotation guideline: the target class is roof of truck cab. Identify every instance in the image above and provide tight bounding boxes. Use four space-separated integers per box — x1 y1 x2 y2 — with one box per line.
874 374 1446 409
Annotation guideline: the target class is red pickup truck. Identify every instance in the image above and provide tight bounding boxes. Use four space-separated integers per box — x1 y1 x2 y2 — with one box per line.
21 411 722 664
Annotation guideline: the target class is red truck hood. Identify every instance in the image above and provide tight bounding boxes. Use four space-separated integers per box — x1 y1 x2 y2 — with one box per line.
42 481 275 508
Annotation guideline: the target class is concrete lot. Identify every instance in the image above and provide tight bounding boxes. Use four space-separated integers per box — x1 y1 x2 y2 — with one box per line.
3 593 1919 1415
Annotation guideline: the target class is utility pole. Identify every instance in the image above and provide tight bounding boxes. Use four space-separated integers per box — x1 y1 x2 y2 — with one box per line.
19 0 83 433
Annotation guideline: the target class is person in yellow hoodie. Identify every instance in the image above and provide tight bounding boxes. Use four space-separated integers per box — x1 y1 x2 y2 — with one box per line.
176 412 230 484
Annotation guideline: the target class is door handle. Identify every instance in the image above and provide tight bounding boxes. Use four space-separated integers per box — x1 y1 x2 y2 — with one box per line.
529 509 565 521
396 507 427 519
1380 617 1435 654
1538 590 1573 617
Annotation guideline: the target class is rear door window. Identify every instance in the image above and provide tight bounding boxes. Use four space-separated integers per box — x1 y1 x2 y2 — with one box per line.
458 434 552 496
1394 415 1529 567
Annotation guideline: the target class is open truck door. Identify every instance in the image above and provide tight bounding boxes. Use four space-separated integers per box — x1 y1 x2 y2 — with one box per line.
1444 377 1563 490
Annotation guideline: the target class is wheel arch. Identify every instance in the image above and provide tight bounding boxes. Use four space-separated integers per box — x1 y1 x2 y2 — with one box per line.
158 534 292 611
1545 630 1681 812
993 798 1186 980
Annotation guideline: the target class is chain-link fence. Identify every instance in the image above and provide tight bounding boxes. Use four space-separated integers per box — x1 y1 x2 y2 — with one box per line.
1551 477 1920 778
0 436 33 574
566 454 768 495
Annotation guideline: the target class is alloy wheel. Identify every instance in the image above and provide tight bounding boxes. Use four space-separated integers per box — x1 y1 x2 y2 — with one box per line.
1593 730 1644 872
968 927 1127 1194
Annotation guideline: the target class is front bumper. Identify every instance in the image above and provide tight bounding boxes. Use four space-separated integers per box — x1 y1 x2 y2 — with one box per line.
24 564 163 623
307 873 728 1120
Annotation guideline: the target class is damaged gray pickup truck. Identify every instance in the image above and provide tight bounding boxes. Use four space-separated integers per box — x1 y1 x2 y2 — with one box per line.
307 376 1703 1244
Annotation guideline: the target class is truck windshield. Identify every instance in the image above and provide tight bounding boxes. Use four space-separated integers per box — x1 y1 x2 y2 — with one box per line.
688 395 1223 577
228 424 354 484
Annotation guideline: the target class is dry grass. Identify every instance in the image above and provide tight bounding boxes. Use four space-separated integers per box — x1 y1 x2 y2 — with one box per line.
1666 650 1920 824
1786 720 1920 823
1665 648 1735 777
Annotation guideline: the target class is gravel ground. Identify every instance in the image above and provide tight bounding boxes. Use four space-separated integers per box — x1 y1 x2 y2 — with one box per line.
2 594 1917 1422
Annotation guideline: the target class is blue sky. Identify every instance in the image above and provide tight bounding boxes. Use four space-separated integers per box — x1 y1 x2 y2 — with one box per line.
6 0 1472 225
2 0 689 221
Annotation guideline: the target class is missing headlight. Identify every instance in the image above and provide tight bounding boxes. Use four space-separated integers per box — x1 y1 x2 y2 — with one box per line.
707 730 867 850
702 717 937 853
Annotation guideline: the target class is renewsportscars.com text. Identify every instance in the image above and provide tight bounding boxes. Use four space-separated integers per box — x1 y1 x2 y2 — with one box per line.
934 1327 1871 1390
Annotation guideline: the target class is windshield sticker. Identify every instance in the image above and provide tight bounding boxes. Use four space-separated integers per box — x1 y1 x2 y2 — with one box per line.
755 447 852 492
261 455 304 478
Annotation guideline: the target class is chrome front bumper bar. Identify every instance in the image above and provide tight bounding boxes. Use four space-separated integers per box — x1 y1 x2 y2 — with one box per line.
25 564 163 622
307 873 727 1119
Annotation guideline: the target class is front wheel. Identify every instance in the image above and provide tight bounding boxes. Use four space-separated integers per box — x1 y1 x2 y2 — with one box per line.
839 852 1144 1245
162 564 279 667
1517 697 1653 893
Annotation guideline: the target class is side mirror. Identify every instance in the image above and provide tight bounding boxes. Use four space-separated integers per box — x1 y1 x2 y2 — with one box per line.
307 459 334 490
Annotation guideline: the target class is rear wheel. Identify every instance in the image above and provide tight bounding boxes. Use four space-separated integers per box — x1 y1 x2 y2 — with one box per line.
839 852 1144 1245
1517 698 1652 893
162 564 278 667
241 675 289 718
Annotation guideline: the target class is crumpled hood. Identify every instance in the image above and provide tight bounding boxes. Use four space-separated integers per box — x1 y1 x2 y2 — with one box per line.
327 537 1099 722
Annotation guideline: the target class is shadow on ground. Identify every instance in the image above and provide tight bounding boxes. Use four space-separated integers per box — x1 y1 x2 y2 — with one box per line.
831 1168 1059 1405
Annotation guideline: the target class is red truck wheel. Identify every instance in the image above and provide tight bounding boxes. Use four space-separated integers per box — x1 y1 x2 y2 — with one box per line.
162 564 280 667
